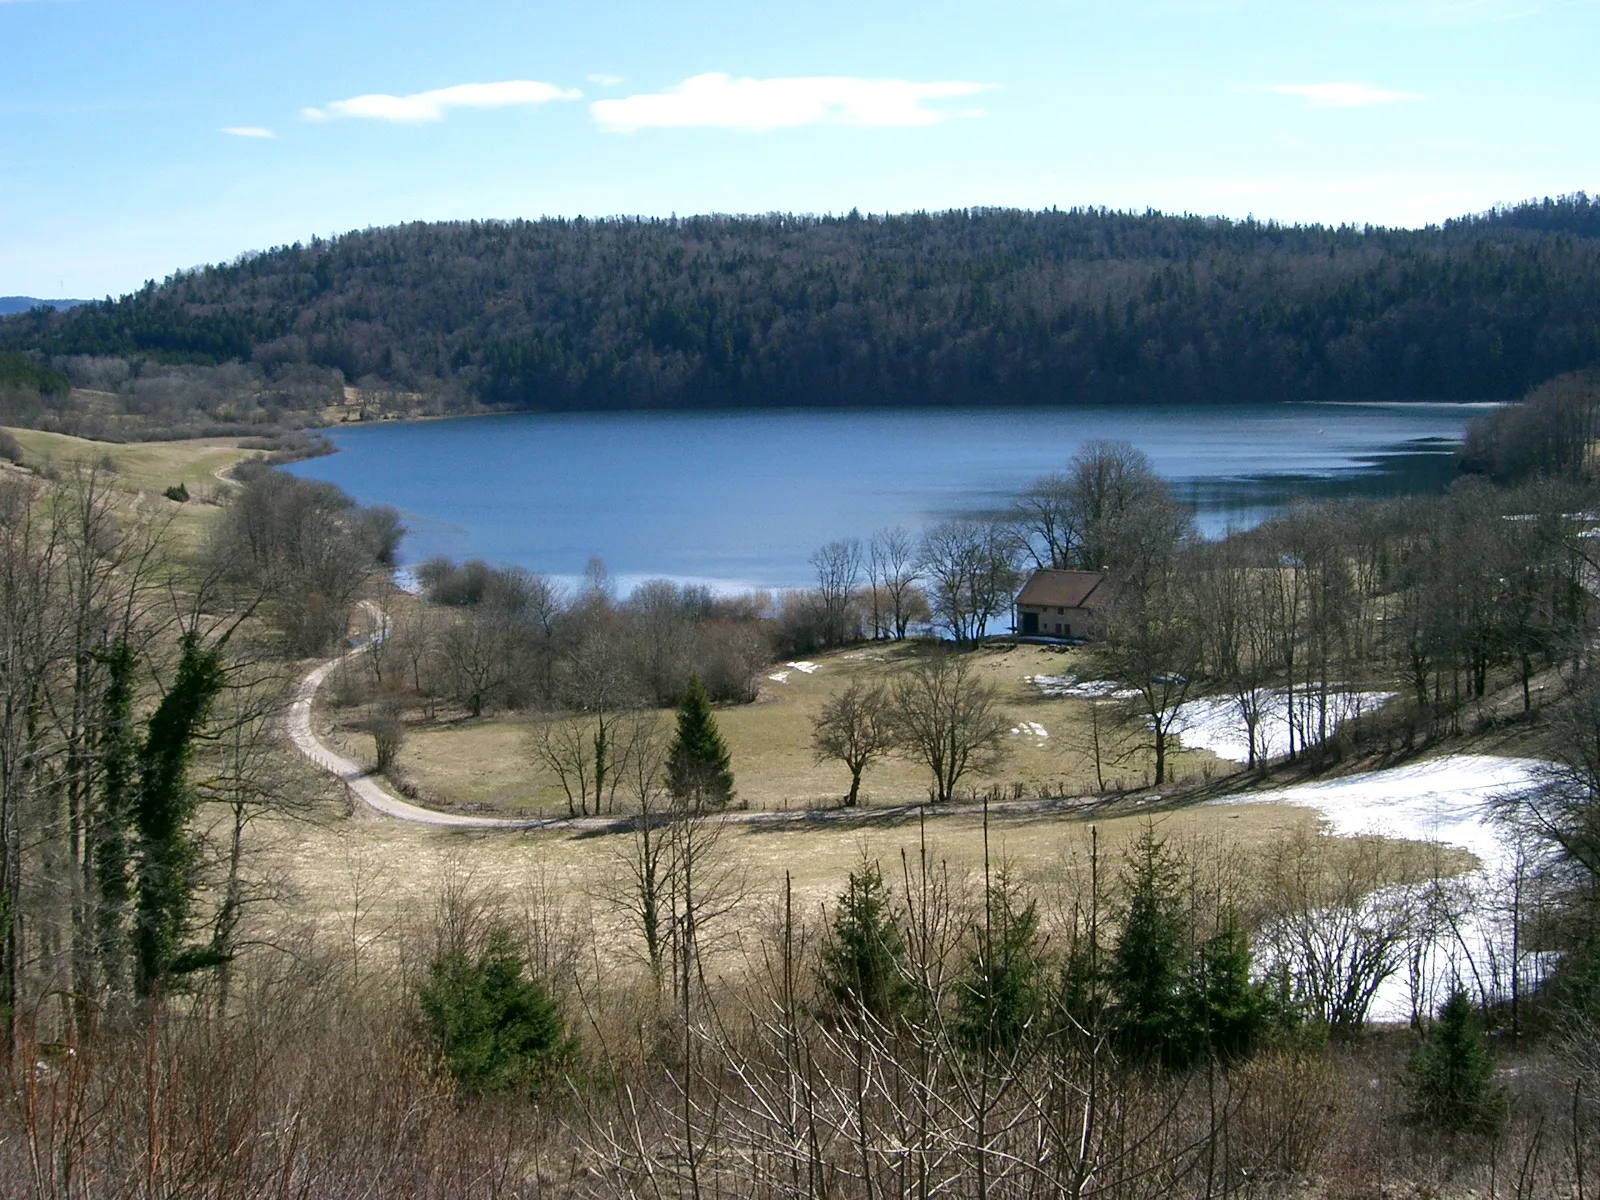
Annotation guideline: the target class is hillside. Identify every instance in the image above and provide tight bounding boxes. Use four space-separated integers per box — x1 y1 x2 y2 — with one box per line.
4 197 1600 423
0 297 88 315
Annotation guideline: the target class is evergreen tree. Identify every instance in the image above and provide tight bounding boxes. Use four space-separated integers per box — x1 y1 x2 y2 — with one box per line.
1184 917 1272 1063
816 858 913 1026
419 925 569 1094
1108 824 1189 1064
1403 989 1509 1134
1056 921 1108 1039
955 868 1047 1057
666 674 734 810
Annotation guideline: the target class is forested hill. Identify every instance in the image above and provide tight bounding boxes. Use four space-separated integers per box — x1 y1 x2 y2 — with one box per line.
7 197 1600 413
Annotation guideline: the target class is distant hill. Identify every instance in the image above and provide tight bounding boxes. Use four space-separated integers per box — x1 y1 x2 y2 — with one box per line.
4 196 1600 418
0 297 89 316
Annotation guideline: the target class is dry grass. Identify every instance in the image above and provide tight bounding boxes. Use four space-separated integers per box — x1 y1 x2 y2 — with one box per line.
2 425 253 551
260 786 1475 978
352 642 1233 815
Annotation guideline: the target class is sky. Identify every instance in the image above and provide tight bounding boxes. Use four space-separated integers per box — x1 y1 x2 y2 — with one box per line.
1 0 1596 299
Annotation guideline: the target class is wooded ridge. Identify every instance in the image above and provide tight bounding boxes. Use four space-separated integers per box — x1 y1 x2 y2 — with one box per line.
4 195 1600 416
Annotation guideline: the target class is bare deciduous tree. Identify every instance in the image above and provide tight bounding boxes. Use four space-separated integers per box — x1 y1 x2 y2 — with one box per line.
1094 562 1199 787
811 679 894 807
918 518 1020 645
891 653 1011 803
869 525 922 640
811 538 863 647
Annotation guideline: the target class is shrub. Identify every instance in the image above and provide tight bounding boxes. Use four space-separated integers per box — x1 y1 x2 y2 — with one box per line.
418 925 569 1094
1403 989 1508 1134
163 482 189 502
0 430 21 464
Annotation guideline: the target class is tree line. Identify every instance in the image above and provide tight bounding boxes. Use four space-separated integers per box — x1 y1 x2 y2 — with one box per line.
4 198 1600 427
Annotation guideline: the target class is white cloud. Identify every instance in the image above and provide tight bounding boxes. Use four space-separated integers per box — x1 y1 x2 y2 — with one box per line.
302 80 581 124
587 73 623 87
591 73 989 133
220 126 275 139
1267 82 1422 107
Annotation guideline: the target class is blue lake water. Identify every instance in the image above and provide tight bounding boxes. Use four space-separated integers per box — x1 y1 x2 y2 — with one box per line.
286 403 1490 593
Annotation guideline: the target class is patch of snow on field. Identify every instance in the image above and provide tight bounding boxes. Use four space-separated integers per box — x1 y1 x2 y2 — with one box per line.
1172 690 1395 763
1027 674 1135 699
1209 755 1550 1023
767 670 791 684
1009 721 1049 739
787 661 819 674
1208 755 1543 873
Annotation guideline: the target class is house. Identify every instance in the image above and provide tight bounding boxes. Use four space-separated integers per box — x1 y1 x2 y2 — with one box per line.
1014 569 1112 640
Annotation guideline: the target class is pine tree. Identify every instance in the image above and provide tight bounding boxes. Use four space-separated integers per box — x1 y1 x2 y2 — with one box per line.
1184 916 1272 1063
419 925 569 1094
1404 989 1509 1134
1108 823 1189 1064
816 858 913 1026
955 868 1046 1057
666 674 734 810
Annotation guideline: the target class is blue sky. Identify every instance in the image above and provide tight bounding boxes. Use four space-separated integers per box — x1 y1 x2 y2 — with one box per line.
2 0 1596 298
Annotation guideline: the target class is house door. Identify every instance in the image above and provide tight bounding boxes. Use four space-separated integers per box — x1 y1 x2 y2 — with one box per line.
1021 611 1038 634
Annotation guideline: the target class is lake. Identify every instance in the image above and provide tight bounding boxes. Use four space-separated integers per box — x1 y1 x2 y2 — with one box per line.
286 403 1490 593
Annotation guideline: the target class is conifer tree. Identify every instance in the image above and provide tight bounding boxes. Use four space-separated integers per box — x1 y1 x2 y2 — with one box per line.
1184 916 1272 1062
1404 989 1509 1133
1109 823 1189 1063
419 925 569 1094
816 858 912 1026
955 868 1046 1057
666 674 734 810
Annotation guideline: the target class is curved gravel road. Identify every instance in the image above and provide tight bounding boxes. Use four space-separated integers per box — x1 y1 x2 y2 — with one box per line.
287 627 543 829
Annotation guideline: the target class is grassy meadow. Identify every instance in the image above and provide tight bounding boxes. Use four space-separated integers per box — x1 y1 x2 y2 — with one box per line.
321 640 1231 817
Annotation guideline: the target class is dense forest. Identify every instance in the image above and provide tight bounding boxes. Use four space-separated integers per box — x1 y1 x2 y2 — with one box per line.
4 195 1600 421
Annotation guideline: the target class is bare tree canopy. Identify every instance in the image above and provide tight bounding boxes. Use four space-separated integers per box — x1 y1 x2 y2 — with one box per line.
811 679 894 807
810 538 863 648
890 652 1011 803
918 518 1021 645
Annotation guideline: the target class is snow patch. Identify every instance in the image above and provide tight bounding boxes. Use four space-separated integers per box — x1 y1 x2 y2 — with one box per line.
787 661 819 674
1208 754 1542 875
767 670 791 684
1027 674 1136 700
1172 690 1394 763
1208 754 1551 1023
1009 721 1049 739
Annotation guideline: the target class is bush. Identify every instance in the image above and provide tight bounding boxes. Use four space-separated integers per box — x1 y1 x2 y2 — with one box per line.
1403 989 1508 1134
0 429 21 465
163 482 189 502
418 925 569 1094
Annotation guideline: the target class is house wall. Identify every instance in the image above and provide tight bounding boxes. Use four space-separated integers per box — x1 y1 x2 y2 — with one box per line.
1019 604 1099 638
